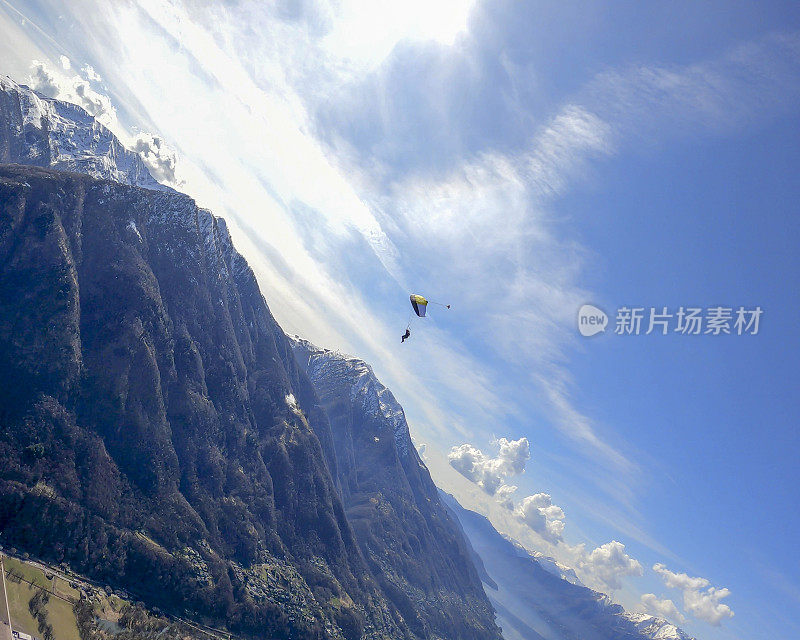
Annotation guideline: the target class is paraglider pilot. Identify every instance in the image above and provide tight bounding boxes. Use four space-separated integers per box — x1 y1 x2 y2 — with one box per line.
401 328 411 343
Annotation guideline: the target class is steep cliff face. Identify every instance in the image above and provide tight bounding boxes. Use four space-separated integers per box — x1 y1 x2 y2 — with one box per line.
291 340 502 640
0 165 411 640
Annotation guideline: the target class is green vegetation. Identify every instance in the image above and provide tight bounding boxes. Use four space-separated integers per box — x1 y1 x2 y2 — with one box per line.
28 588 54 640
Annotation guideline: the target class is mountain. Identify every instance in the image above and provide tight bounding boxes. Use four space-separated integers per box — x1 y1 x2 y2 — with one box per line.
525 553 581 587
439 492 695 640
0 163 405 640
290 339 501 640
0 77 502 640
0 77 164 190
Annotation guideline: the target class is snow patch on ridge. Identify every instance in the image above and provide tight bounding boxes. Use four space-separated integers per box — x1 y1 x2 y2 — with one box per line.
292 338 413 457
623 612 695 640
127 220 142 242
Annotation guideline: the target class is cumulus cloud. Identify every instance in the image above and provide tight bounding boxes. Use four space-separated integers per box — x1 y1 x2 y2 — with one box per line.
131 133 183 187
446 437 641 594
639 593 686 624
514 493 566 542
653 563 734 626
448 437 530 494
28 59 118 129
684 586 734 626
82 64 102 82
581 541 643 591
653 563 710 591
494 484 517 509
29 60 60 96
72 78 117 126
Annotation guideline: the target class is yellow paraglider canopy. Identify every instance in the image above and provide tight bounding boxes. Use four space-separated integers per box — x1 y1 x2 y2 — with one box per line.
410 294 428 317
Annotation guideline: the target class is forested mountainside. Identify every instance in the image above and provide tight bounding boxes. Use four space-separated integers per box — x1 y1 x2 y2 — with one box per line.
292 340 501 640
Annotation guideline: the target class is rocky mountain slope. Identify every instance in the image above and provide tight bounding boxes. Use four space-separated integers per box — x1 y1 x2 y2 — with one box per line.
439 492 695 640
291 340 501 640
0 77 503 640
0 163 405 640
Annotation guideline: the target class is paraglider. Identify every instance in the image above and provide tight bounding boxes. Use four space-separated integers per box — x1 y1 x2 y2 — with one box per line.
402 294 450 342
410 294 428 317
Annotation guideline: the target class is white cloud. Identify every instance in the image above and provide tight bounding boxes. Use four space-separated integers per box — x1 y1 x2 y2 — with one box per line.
28 59 118 129
653 563 710 591
513 492 566 542
555 539 644 593
583 32 800 155
448 437 530 494
82 64 102 82
29 60 60 96
131 132 182 187
58 54 70 70
71 78 117 127
559 540 644 592
639 593 686 624
322 0 476 68
684 586 734 626
494 484 517 509
580 540 643 591
653 563 735 626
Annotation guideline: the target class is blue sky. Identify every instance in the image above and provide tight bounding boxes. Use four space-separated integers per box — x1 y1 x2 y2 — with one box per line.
1 1 799 638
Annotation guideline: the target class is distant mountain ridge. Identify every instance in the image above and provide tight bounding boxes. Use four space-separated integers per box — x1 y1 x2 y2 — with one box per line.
500 538 582 587
439 492 696 640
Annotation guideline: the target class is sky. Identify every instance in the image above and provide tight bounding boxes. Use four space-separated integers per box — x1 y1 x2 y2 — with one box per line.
1 1 799 639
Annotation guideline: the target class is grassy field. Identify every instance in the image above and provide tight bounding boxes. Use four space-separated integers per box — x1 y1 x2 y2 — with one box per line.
3 558 80 640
